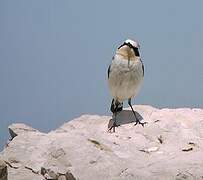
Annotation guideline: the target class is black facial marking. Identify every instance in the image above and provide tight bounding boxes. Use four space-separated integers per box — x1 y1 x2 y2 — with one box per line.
118 42 140 57
132 47 140 57
117 42 126 49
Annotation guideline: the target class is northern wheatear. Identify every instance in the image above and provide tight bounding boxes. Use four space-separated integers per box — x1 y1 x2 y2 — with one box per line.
108 39 146 132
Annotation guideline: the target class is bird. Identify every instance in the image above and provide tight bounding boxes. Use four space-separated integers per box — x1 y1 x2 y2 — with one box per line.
107 39 146 132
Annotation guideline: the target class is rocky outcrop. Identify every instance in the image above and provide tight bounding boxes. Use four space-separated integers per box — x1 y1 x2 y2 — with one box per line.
8 123 39 140
0 105 203 180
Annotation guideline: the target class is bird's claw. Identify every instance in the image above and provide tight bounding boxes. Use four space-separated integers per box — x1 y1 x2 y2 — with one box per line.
134 120 147 127
108 121 119 133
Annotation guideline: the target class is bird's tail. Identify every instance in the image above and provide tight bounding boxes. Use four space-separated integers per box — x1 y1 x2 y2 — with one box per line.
110 99 123 113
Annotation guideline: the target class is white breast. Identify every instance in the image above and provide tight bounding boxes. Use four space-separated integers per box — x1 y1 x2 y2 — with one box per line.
108 57 143 103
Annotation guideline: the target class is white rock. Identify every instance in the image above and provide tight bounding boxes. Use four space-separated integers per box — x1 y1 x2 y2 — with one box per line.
8 123 39 139
0 105 203 180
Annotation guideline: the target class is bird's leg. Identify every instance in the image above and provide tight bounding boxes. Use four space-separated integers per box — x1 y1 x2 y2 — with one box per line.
108 100 120 132
112 111 117 132
110 99 123 113
128 98 147 127
110 99 115 113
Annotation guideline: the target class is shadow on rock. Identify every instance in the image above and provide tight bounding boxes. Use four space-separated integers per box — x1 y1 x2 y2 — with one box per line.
108 110 143 128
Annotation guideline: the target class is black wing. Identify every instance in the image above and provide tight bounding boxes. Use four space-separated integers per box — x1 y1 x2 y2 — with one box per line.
108 56 114 78
140 59 144 76
107 65 111 79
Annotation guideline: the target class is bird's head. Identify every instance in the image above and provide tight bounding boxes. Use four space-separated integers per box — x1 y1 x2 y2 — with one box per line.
124 39 140 49
116 39 140 60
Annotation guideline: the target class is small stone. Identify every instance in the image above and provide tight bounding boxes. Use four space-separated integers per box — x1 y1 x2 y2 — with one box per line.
188 142 196 146
157 135 163 144
89 160 97 164
47 170 58 179
41 167 47 175
182 147 193 152
65 171 76 180
0 160 7 180
176 172 190 180
44 173 52 179
156 151 164 154
139 146 159 153
147 147 159 152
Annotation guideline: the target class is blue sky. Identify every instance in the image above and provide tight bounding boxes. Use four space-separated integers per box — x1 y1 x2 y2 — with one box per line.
0 0 203 149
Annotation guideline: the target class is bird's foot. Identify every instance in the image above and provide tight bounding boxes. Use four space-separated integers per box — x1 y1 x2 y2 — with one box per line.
134 120 147 127
108 121 119 133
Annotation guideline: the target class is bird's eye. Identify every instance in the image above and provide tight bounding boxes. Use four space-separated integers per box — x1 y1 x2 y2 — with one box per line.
127 42 132 46
132 47 140 57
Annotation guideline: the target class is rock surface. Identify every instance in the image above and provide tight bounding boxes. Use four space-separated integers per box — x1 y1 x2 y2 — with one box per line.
8 123 39 140
0 105 203 180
